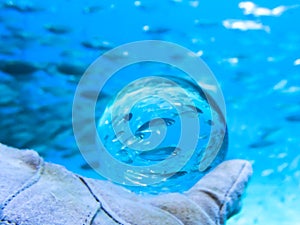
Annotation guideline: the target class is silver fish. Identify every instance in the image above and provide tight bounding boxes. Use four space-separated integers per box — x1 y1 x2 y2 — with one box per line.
135 118 175 138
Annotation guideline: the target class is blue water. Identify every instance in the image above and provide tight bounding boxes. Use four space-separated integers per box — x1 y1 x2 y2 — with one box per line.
0 0 300 224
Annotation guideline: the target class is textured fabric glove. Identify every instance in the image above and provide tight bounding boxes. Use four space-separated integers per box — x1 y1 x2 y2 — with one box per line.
0 143 252 225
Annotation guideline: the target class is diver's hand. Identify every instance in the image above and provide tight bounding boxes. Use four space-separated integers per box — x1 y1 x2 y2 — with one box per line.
0 143 252 225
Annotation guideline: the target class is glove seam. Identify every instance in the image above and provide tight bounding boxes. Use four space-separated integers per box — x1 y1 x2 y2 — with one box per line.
219 162 248 224
0 218 18 225
0 157 44 223
77 176 127 225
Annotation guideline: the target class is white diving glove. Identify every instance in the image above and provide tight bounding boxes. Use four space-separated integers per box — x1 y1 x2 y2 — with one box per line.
0 143 252 225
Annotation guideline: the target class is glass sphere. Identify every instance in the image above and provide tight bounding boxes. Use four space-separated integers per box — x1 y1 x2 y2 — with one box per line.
97 74 227 194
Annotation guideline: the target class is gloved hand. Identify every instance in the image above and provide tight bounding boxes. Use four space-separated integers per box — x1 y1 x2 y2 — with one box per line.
0 143 252 225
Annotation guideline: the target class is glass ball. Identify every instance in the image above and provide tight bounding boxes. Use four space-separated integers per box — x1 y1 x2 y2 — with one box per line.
97 74 227 194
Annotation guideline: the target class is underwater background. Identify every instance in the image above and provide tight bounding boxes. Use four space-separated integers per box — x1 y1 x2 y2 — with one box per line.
0 0 299 224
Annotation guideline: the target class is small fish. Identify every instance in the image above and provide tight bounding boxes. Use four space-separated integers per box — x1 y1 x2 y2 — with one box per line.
0 60 39 75
179 110 198 118
112 131 126 143
168 171 187 179
147 170 187 179
3 1 43 13
135 118 175 138
207 120 215 126
138 147 180 161
286 114 300 122
124 113 133 122
144 27 170 35
0 45 16 55
81 40 113 51
81 163 92 170
179 105 203 118
9 30 37 43
79 89 108 100
111 113 133 128
82 5 103 14
116 149 133 164
55 62 86 75
44 24 71 35
80 161 100 170
48 125 72 140
62 151 78 159
259 127 280 139
249 140 274 149
186 105 203 113
59 50 83 58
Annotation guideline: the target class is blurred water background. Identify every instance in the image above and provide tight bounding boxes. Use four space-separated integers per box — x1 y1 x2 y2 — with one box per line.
0 0 299 224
